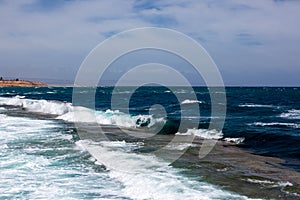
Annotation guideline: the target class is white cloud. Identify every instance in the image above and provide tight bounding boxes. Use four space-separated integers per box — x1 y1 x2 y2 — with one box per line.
0 0 299 85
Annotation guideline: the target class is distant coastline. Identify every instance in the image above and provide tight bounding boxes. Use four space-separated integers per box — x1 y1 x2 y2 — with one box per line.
0 79 47 87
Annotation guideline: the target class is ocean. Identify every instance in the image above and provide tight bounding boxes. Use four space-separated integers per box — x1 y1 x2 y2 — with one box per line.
0 86 300 199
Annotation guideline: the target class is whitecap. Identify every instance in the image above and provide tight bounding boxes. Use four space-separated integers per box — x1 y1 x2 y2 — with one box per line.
0 96 165 130
239 104 275 108
223 137 245 144
181 99 204 105
251 122 300 129
59 108 166 129
46 91 57 94
0 96 72 115
175 128 223 139
280 109 300 119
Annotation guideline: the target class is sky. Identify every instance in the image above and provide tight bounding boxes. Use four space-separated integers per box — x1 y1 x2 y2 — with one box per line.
0 0 300 86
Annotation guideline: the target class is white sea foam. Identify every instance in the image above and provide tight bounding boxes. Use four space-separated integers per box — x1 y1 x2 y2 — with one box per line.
278 181 293 187
15 95 25 99
0 96 164 129
173 89 188 94
0 115 123 199
280 109 300 119
165 143 199 151
56 106 97 123
223 137 245 144
244 178 293 188
244 178 275 185
239 104 275 108
5 92 16 95
0 96 72 115
0 113 7 120
181 99 204 104
175 128 223 139
0 96 229 141
251 122 300 129
76 140 248 200
0 144 8 149
58 108 165 129
24 92 43 95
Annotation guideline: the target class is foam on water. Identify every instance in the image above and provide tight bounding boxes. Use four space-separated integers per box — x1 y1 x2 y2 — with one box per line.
280 109 300 119
175 128 223 139
0 96 166 129
223 137 245 144
181 99 204 104
58 108 165 129
0 96 72 115
77 140 249 200
0 96 223 139
244 178 293 188
23 92 44 95
165 143 199 151
0 114 123 199
46 91 57 94
251 122 300 129
173 89 188 94
239 104 276 108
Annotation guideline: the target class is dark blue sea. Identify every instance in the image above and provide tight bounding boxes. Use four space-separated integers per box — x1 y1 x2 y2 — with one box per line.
0 86 300 199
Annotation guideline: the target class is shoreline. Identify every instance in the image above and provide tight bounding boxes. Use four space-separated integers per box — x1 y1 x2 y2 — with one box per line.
75 123 300 199
0 80 47 87
1 103 300 199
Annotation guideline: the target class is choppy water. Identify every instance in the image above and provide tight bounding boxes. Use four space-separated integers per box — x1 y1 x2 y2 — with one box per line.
0 86 300 199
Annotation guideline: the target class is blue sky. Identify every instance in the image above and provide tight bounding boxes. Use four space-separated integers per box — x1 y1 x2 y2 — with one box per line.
0 0 300 86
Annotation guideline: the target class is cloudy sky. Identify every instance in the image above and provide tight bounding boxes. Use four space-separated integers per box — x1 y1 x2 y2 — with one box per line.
0 0 299 86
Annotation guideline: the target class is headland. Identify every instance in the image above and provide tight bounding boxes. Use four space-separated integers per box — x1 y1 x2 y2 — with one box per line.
0 79 47 87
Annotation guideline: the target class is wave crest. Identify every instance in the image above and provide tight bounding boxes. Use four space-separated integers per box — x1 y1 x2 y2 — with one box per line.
181 99 204 105
175 128 223 139
0 96 223 138
0 96 72 115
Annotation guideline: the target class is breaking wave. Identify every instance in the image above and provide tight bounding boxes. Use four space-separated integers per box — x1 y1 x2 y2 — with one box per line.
0 96 72 115
0 96 221 139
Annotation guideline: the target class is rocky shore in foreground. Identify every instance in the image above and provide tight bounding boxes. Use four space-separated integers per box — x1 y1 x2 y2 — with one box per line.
0 80 47 87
